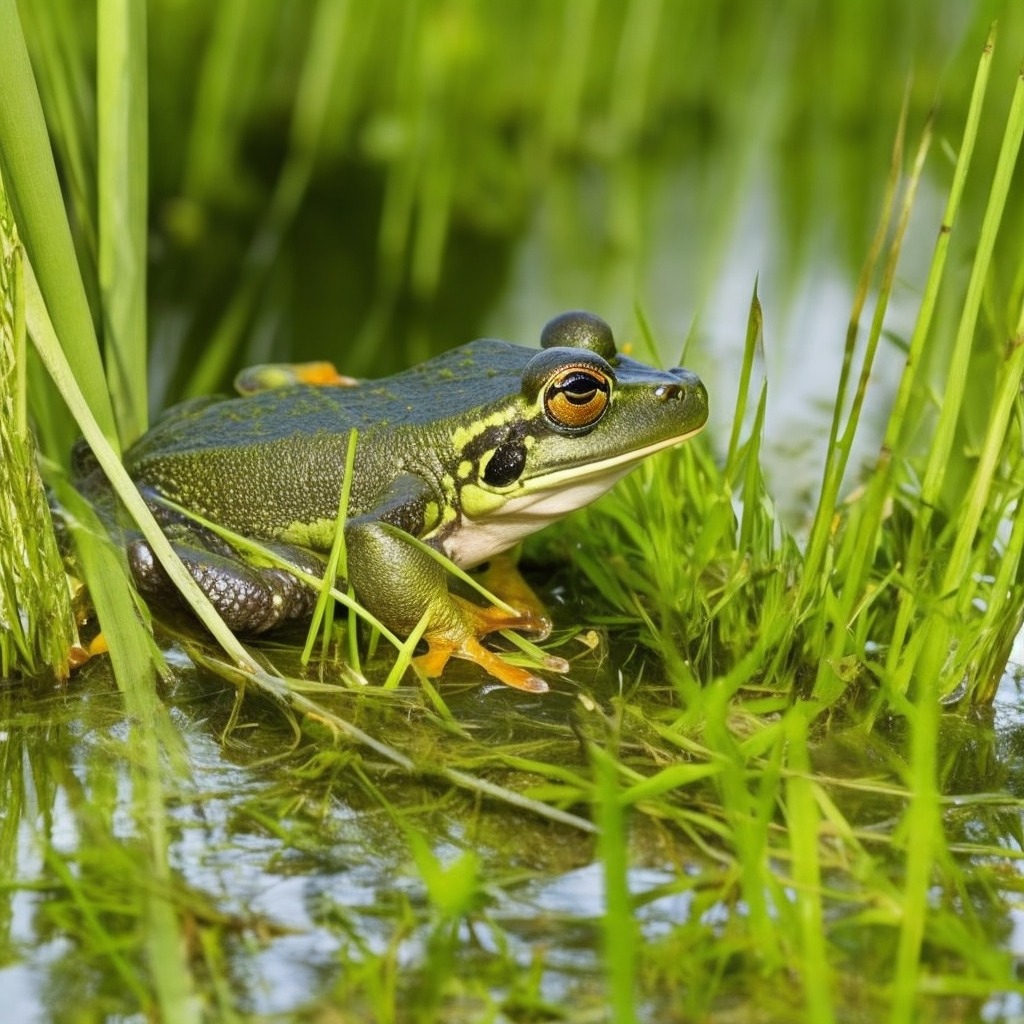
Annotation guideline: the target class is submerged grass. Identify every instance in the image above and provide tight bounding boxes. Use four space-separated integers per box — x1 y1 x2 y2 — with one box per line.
1 2 1024 1022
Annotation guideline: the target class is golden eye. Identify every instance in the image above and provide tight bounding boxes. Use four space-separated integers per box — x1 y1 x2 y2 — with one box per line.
543 367 611 429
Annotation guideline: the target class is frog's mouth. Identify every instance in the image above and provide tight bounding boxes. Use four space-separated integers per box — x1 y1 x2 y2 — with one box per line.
519 424 707 495
444 425 704 569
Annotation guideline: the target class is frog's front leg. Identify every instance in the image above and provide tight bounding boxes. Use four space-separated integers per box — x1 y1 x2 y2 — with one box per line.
345 485 553 692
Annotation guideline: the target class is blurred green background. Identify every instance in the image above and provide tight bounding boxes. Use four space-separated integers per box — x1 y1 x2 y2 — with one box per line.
26 0 1023 446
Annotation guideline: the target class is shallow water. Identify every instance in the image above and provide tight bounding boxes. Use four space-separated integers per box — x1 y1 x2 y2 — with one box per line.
1 628 1023 1021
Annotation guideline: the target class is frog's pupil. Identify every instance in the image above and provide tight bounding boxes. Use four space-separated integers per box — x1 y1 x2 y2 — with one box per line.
558 372 605 404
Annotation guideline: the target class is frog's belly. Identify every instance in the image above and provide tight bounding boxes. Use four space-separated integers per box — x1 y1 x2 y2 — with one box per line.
442 467 633 568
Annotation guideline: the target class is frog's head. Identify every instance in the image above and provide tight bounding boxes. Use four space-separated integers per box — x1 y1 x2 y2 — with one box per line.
445 311 708 565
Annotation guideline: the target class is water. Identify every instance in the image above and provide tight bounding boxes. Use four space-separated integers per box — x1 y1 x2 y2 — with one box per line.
1 628 1022 1020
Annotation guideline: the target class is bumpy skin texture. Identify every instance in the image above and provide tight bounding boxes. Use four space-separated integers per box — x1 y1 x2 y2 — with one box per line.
79 313 709 689
72 460 327 633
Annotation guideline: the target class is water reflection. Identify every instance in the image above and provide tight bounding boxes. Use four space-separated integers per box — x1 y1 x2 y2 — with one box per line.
1 641 1022 1018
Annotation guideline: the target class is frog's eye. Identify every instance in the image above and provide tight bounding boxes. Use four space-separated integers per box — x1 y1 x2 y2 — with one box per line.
543 367 611 430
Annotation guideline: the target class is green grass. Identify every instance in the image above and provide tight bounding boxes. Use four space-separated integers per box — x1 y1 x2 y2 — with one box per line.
0 173 78 679
2 2 1024 1022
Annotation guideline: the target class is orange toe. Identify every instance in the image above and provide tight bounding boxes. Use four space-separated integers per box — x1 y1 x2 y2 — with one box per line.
417 626 550 693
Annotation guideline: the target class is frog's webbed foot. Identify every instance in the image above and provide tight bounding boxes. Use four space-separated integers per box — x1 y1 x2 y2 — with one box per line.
415 595 556 693
413 589 561 700
417 638 549 693
128 537 322 634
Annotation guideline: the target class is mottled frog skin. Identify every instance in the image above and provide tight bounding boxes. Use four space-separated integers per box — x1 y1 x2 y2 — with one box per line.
78 311 708 691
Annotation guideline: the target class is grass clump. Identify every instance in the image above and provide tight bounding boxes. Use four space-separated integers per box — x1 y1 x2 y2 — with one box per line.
0 170 79 679
567 29 1024 717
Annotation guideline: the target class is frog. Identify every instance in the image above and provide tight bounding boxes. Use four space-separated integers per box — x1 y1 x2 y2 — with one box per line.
78 311 708 692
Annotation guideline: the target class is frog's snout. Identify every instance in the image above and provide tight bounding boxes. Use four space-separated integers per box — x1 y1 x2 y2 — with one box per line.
655 369 708 426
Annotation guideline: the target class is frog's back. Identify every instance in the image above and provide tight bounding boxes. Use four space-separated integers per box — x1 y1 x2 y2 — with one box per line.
128 339 532 464
119 339 538 539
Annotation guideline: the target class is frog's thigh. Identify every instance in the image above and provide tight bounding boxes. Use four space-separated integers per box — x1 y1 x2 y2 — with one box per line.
128 537 318 634
233 361 359 394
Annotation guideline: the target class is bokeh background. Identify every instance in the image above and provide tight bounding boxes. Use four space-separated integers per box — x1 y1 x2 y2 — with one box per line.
26 0 1023 520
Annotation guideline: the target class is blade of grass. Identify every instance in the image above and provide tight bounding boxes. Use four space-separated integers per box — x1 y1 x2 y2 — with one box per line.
302 427 358 665
382 610 430 691
23 258 265 678
936 68 1024 628
785 708 836 1024
893 62 1024 698
0 0 117 445
97 0 148 443
798 86 908 599
888 681 943 1024
974 426 1024 701
810 109 933 703
724 282 763 476
590 742 637 1024
15 0 98 263
884 29 995 688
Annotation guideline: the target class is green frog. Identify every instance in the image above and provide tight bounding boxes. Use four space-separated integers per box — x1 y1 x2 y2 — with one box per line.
80 312 708 692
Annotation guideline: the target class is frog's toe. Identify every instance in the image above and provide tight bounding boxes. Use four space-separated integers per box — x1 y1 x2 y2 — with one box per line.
417 635 549 693
453 595 551 641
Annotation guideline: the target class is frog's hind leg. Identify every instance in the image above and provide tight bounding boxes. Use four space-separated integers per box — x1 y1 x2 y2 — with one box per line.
233 362 359 395
128 536 323 634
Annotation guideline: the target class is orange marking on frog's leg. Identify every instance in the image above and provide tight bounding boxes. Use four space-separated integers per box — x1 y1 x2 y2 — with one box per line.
290 361 360 387
233 361 360 394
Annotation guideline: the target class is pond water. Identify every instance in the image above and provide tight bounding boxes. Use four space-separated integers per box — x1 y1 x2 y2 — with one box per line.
1 625 1023 1021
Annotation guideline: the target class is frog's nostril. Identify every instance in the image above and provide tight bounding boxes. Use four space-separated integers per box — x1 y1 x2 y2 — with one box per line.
654 383 684 401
